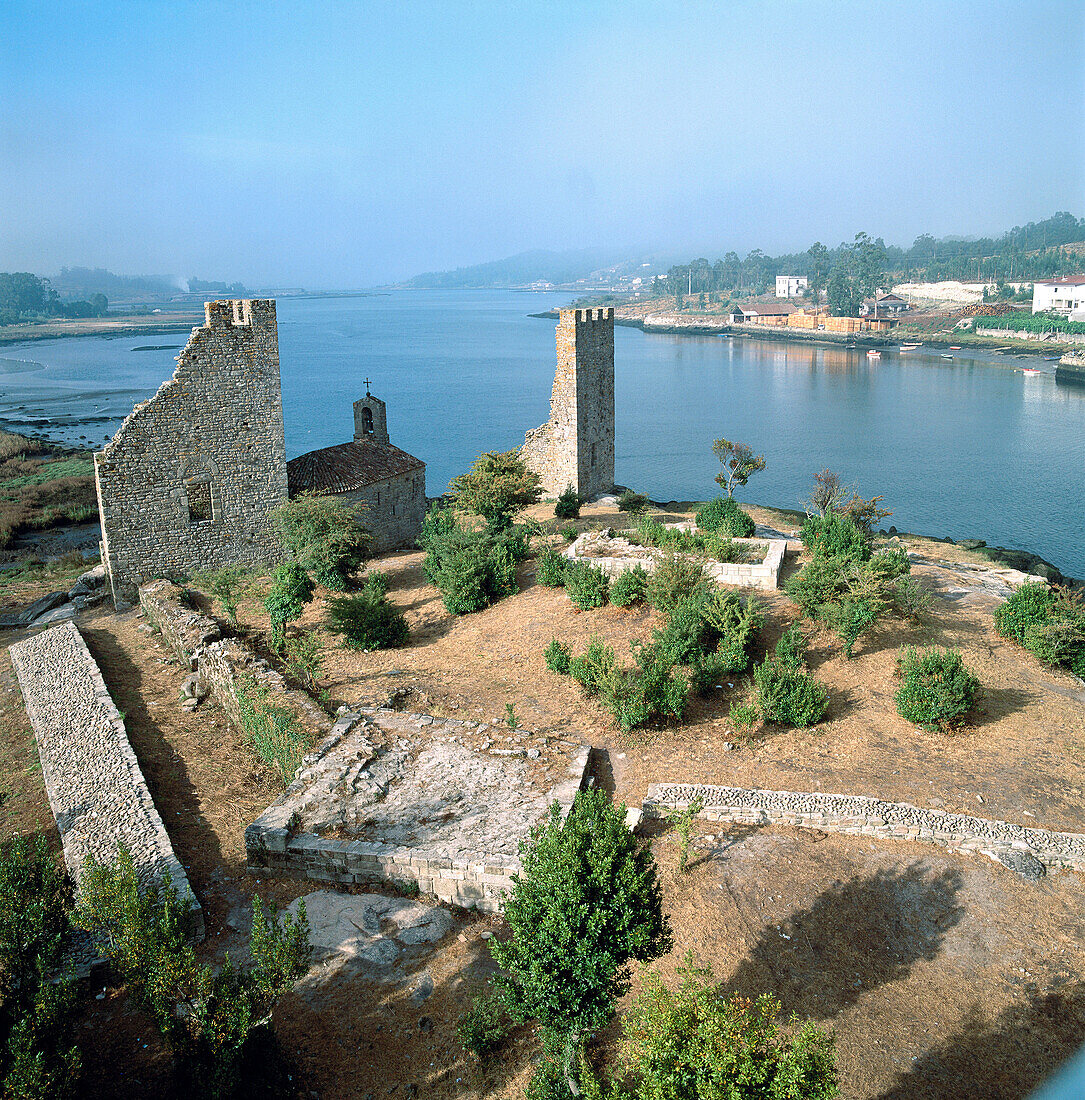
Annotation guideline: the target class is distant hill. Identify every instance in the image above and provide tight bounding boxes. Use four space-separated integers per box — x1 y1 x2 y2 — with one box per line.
396 248 647 289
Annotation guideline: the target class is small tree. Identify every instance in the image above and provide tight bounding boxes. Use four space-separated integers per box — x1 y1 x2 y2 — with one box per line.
449 450 542 531
713 439 765 499
194 566 248 625
264 562 314 651
615 954 839 1100
491 789 671 1095
272 493 369 591
808 470 850 517
555 485 583 520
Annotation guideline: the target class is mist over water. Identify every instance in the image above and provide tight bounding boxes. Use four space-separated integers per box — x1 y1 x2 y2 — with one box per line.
1 290 1082 578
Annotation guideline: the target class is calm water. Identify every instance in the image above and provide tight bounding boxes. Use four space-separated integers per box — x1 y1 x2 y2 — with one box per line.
2 290 1083 577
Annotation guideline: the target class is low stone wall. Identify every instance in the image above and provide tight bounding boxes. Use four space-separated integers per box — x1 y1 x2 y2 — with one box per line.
8 622 203 935
976 327 1085 345
565 526 786 590
248 708 592 913
139 579 331 741
644 783 1085 873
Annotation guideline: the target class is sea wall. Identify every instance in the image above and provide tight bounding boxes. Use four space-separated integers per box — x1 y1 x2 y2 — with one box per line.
976 327 1085 345
8 622 203 935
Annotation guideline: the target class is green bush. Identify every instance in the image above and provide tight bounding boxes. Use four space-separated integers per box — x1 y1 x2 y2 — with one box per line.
653 594 717 665
565 562 610 610
234 675 310 784
193 566 248 625
800 512 871 562
272 493 369 591
994 582 1058 645
554 485 583 520
419 505 527 615
282 630 324 693
264 561 314 651
752 658 829 727
449 449 543 531
360 570 388 596
729 701 759 729
630 515 751 563
606 644 688 732
457 991 510 1061
544 638 571 674
895 647 979 732
995 583 1085 677
325 591 409 650
0 837 79 1100
695 497 755 538
536 547 569 587
610 565 649 608
701 589 763 664
568 637 616 696
646 553 710 613
774 623 806 669
613 954 838 1100
617 490 650 514
75 849 311 1099
561 524 579 542
827 596 878 660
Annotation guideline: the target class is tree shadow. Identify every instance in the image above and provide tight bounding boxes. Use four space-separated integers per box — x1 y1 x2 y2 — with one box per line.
873 984 1085 1100
726 862 964 1020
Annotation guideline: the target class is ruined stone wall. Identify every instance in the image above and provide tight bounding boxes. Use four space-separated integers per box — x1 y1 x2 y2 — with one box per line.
522 308 615 499
332 469 427 554
95 300 288 606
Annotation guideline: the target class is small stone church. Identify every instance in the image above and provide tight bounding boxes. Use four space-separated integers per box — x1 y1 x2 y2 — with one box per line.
94 300 426 606
286 390 427 554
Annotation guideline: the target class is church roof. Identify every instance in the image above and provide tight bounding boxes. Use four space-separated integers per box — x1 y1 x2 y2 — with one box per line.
287 440 425 496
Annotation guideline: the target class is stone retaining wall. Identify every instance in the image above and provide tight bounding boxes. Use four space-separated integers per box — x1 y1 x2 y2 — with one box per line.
8 622 203 935
975 327 1085 345
139 579 331 741
565 526 786 590
644 783 1085 873
248 709 592 913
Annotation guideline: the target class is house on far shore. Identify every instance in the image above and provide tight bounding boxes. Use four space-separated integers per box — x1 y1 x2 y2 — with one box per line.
860 293 910 316
776 275 808 298
1032 276 1085 317
730 302 799 326
286 389 427 554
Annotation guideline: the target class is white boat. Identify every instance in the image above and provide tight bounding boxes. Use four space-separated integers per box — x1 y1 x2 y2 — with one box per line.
941 354 954 359
867 350 881 359
899 343 921 350
1020 368 1043 376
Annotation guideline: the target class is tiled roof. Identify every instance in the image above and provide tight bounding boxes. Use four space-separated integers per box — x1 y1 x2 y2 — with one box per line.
287 440 425 496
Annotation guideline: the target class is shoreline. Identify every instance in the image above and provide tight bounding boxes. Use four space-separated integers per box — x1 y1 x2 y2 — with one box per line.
0 313 203 346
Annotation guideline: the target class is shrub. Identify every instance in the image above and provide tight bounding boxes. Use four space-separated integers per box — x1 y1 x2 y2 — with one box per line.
695 496 756 538
995 583 1085 677
605 644 688 732
491 790 671 1093
702 590 763 664
457 991 510 1061
0 837 79 1100
800 512 871 562
614 954 838 1100
565 562 610 610
193 566 248 625
419 505 527 614
774 622 806 669
646 553 710 613
554 485 583 520
325 591 408 650
561 524 579 542
75 849 311 1099
629 514 751 564
264 562 314 651
568 637 616 696
752 658 829 727
889 574 933 622
449 449 542 531
994 582 1058 646
272 493 369 590
729 701 759 730
895 647 979 731
234 675 309 784
282 629 324 692
617 490 649 514
609 565 648 608
653 594 716 665
826 596 878 660
544 638 571 674
535 547 569 587
360 570 388 596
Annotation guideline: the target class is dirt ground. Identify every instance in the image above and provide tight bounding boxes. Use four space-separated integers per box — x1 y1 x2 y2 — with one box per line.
2 498 1085 1098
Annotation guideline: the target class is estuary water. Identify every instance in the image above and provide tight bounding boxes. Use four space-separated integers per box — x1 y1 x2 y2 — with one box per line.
1 289 1083 578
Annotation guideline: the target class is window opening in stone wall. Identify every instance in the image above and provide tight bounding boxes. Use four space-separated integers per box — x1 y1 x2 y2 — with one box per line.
186 479 213 525
362 406 374 435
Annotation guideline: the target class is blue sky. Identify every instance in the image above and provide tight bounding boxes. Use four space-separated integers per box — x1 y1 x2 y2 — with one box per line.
1 0 1082 287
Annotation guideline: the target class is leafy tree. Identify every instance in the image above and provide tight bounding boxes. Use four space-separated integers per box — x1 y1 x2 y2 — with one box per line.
491 789 671 1095
449 449 542 531
805 242 829 308
712 439 766 499
555 485 583 520
808 470 850 517
264 562 314 650
271 493 369 591
613 953 839 1100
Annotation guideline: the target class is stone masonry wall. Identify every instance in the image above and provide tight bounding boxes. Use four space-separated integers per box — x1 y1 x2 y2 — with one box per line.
8 622 203 935
644 783 1085 873
329 468 427 554
523 308 615 499
95 299 289 607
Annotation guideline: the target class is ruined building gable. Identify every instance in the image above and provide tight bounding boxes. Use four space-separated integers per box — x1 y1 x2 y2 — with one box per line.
94 299 288 606
521 307 615 499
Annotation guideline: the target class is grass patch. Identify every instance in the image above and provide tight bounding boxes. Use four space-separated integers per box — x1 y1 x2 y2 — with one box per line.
0 444 96 549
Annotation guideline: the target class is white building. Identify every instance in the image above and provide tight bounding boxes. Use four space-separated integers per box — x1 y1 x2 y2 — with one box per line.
1032 276 1085 316
775 275 808 298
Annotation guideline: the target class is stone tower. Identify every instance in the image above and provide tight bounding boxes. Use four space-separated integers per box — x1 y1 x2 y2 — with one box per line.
521 307 615 499
354 391 389 445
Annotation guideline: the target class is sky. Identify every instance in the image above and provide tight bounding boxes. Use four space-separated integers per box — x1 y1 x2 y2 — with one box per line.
1 0 1083 288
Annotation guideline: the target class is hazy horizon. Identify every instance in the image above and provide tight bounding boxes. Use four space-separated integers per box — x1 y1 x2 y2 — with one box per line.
2 0 1083 289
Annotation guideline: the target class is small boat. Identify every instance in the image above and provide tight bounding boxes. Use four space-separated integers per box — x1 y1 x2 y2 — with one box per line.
1044 356 1059 361
866 349 881 359
949 345 962 350
899 343 921 350
941 353 954 359
1020 368 1043 376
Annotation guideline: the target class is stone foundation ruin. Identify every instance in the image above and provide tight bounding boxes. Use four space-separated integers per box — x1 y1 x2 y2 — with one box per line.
523 308 615 500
